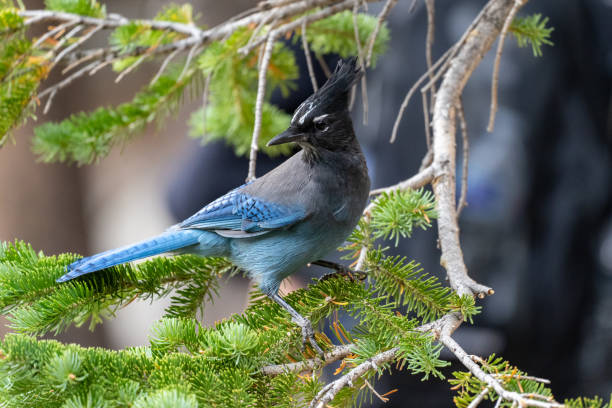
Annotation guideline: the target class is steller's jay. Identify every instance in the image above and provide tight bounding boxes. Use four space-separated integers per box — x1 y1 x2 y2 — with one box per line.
57 58 370 355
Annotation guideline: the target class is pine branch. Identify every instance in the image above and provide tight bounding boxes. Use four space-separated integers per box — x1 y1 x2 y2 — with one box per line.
0 241 231 335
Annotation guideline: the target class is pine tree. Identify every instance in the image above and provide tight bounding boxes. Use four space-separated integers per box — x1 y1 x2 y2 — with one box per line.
0 1 605 407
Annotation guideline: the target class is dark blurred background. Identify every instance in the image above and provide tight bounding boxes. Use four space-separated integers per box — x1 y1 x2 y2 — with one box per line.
1 0 611 405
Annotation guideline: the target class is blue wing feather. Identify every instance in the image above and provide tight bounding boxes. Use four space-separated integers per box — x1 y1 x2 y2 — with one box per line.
178 184 306 236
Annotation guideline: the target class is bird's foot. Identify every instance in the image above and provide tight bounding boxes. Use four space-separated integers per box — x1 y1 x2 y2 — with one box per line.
312 260 367 282
295 316 325 358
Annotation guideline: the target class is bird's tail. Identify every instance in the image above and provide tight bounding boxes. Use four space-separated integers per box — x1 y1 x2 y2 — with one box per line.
57 229 202 282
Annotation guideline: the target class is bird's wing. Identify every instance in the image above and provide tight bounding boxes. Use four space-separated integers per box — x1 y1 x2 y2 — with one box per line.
178 184 307 237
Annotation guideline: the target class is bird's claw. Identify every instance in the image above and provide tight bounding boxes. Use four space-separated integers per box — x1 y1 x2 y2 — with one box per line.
296 317 325 358
319 266 367 283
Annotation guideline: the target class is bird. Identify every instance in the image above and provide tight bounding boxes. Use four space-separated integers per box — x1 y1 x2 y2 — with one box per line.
57 57 371 355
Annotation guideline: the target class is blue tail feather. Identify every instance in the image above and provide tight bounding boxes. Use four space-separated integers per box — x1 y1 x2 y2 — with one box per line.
57 230 202 283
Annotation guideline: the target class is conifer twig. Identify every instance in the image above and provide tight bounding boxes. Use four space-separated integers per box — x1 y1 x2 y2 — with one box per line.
301 21 318 92
369 164 434 196
438 318 564 408
365 0 398 67
150 48 181 85
53 24 103 65
249 34 275 181
37 60 101 100
424 0 436 109
315 53 332 77
389 46 453 143
487 0 526 132
261 344 353 376
467 387 491 408
352 0 368 125
456 99 469 216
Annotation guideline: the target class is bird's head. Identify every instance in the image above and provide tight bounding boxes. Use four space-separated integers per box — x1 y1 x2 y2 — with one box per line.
267 57 363 152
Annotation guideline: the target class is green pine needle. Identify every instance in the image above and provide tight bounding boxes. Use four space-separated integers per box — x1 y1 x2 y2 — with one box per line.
510 13 554 57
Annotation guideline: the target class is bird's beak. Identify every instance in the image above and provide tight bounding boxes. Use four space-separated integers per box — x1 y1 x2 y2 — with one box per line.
266 128 304 146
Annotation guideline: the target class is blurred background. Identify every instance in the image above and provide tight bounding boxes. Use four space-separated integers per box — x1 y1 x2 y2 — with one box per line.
0 0 610 405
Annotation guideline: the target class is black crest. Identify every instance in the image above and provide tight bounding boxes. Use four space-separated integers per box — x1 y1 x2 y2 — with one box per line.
290 57 363 126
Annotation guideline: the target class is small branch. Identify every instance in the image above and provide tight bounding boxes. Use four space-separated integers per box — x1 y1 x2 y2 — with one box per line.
487 0 526 132
309 314 459 408
456 99 469 216
115 54 147 83
178 44 200 81
240 0 357 55
62 47 105 74
493 373 551 385
37 60 100 100
301 21 318 92
261 344 353 376
150 48 181 85
352 0 368 125
421 90 432 150
430 0 516 297
53 24 104 65
33 20 78 48
315 53 332 77
389 46 453 143
439 325 564 408
248 34 275 181
21 9 202 37
424 0 436 109
369 164 434 196
365 0 398 67
310 347 398 408
363 378 389 403
467 387 491 408
198 72 213 139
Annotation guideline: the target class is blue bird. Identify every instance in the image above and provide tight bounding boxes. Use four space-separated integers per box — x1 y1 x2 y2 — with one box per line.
57 58 370 355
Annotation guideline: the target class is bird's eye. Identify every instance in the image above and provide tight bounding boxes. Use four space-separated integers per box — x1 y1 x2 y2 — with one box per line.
314 120 328 132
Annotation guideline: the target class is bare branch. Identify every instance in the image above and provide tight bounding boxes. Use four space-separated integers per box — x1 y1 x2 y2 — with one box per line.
309 314 460 408
240 0 357 55
467 387 491 408
456 99 469 216
62 47 105 74
310 347 398 408
33 20 78 48
390 45 453 143
53 24 104 65
439 325 564 408
198 72 213 139
22 9 201 37
422 90 432 150
301 21 318 92
261 344 353 376
248 35 275 181
178 44 200 81
352 0 368 125
424 0 436 109
487 0 525 132
315 53 332 77
365 0 398 67
430 0 517 297
150 48 181 85
37 60 101 100
115 54 147 83
369 164 435 196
